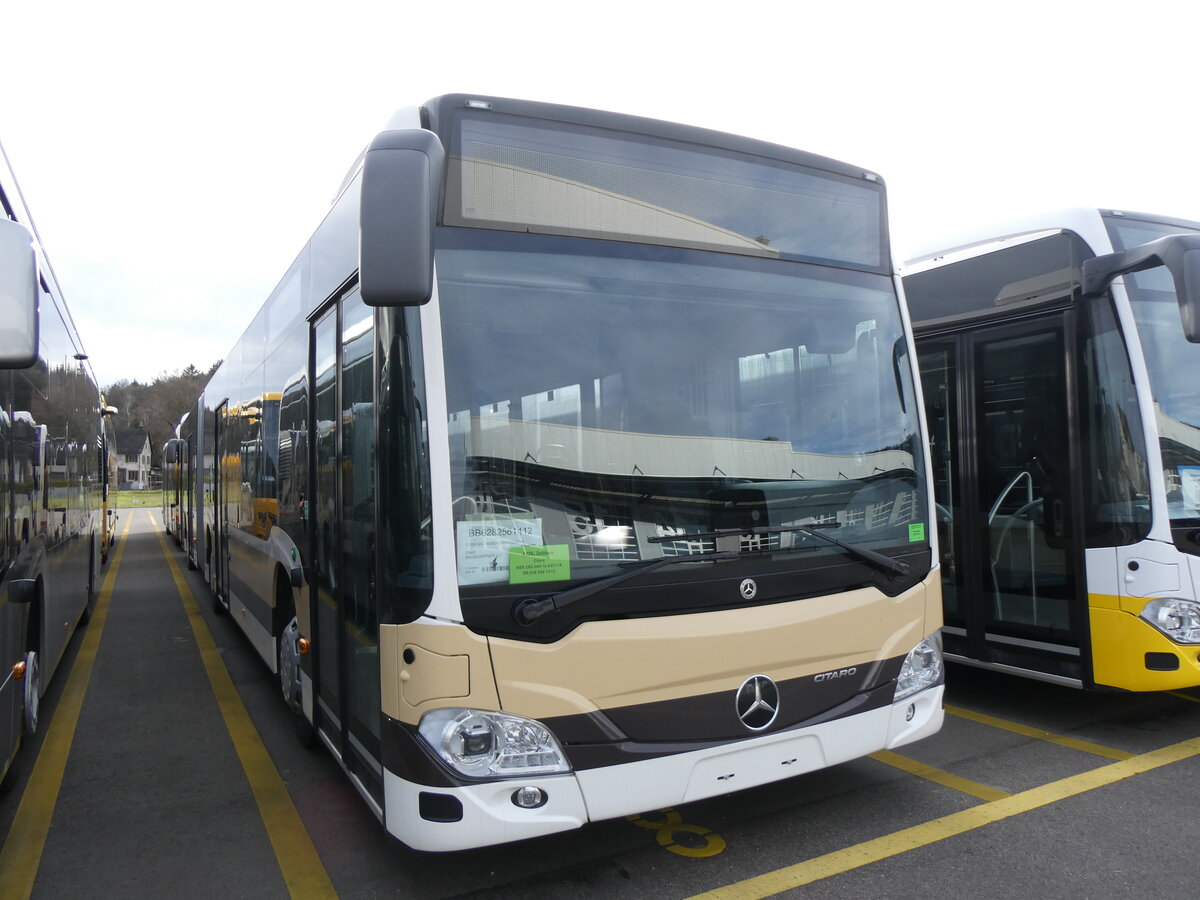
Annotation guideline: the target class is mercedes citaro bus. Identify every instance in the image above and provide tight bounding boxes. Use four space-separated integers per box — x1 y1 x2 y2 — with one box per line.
177 95 944 850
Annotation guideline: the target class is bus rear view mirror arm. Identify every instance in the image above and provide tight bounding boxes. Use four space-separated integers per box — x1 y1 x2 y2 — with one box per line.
359 128 445 307
1082 233 1200 342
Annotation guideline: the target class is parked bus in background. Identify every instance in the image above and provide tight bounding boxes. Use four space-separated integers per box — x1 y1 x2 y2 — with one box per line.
100 398 117 563
903 208 1200 690
0 141 102 790
164 408 208 571
162 435 184 541
162 405 209 574
192 95 943 850
178 408 201 569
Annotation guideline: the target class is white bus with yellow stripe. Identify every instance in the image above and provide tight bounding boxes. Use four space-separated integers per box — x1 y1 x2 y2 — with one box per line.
904 209 1200 690
195 94 944 850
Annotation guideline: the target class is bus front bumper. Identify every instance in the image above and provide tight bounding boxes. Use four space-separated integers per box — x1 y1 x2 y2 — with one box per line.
383 684 943 852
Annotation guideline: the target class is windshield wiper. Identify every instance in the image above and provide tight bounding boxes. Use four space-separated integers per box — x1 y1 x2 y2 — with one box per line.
513 522 911 626
513 549 739 625
649 522 910 577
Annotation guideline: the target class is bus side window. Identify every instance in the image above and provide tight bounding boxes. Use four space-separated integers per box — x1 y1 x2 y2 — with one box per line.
0 410 8 568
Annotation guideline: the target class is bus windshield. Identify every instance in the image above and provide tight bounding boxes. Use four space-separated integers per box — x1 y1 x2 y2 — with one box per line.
1109 215 1200 545
438 229 927 597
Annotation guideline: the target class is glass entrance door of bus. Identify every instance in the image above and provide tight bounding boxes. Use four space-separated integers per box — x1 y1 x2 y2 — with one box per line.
919 312 1085 682
214 400 230 607
311 290 382 803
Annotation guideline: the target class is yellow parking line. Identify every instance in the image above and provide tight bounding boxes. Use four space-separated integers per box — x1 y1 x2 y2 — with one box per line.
0 512 132 899
149 512 336 900
945 704 1133 760
689 733 1200 899
869 750 1010 802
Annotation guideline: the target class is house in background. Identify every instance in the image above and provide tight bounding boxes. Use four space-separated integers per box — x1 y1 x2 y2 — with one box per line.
114 426 152 489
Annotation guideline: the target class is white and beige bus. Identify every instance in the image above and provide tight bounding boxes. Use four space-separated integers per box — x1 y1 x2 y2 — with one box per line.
189 95 944 850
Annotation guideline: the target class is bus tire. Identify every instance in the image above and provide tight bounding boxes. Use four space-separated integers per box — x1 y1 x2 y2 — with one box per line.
279 617 301 710
21 650 40 736
277 583 316 748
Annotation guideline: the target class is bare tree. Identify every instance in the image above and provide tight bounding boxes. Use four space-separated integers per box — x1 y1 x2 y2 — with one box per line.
103 364 211 466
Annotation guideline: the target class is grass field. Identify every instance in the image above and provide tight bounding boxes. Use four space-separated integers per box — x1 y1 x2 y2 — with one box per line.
108 489 162 509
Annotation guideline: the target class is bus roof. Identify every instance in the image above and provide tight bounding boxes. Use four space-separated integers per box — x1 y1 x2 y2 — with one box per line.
903 207 1200 277
901 208 1111 275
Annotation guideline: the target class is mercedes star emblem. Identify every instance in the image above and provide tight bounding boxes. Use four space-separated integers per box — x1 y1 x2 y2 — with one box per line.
735 674 780 731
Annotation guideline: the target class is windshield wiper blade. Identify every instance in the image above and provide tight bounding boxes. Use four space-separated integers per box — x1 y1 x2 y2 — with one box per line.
649 522 910 577
514 523 910 626
785 525 910 576
513 549 739 625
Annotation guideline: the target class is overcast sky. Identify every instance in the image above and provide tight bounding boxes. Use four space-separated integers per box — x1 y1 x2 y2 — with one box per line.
4 0 1198 388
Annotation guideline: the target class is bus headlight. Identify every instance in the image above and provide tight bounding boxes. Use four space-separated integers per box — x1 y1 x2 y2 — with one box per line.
1140 598 1200 644
418 708 571 778
894 636 943 701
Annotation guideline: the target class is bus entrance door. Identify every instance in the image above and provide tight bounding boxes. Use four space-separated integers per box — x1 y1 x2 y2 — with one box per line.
920 312 1087 684
213 401 230 609
311 290 383 803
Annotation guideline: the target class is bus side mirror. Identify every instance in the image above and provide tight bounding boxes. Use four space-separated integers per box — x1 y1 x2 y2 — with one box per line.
1082 233 1200 342
359 128 446 307
1178 249 1200 342
0 217 39 368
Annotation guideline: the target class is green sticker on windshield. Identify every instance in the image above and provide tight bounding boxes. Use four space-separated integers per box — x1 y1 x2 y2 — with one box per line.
908 523 926 543
509 544 571 584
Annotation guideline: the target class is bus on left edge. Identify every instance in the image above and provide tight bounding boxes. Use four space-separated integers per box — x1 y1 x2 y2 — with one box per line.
0 140 103 792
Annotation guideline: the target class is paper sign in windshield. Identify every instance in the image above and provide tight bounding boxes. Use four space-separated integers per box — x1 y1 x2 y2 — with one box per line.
509 544 571 584
456 518 543 585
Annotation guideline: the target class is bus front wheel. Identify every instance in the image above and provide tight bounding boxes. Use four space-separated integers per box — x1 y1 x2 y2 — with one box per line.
278 613 316 748
22 651 40 736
